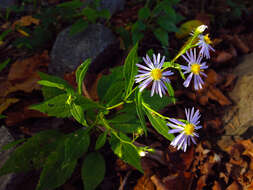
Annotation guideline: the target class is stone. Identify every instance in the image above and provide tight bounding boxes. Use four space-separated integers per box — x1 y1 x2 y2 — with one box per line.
218 53 253 149
0 126 15 190
0 0 16 9
50 24 117 76
85 0 125 15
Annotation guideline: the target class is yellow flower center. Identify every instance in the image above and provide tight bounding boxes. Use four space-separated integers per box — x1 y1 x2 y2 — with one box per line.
151 68 162 80
184 123 195 135
191 63 201 75
204 34 212 44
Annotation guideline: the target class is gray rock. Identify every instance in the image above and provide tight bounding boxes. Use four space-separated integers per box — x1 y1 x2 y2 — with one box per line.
0 0 16 9
218 53 253 149
50 24 117 76
86 0 125 15
0 126 15 190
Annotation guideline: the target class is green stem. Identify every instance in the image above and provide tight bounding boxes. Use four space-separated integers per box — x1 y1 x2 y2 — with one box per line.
142 102 171 120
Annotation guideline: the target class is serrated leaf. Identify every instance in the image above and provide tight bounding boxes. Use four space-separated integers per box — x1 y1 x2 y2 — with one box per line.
76 58 91 94
64 129 90 161
70 103 87 126
0 130 62 176
70 19 88 35
135 90 147 135
95 132 107 150
153 28 168 46
138 7 151 20
123 43 139 98
97 66 124 104
74 93 104 111
30 93 71 118
142 90 173 110
98 9 111 20
102 81 124 107
82 152 106 190
36 129 89 190
41 86 65 101
145 109 174 141
36 151 77 190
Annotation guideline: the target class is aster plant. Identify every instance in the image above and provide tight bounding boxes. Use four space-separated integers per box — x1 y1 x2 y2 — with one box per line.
135 54 174 97
0 25 214 190
168 107 202 152
181 48 208 90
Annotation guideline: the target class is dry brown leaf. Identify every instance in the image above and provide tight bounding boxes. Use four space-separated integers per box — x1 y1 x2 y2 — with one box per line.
220 172 229 184
206 69 220 85
207 87 231 106
134 176 155 190
12 16 39 28
226 181 242 190
222 74 236 89
198 95 209 105
196 175 207 190
180 146 194 170
6 106 47 126
0 98 19 114
212 181 222 190
214 51 233 64
150 175 167 190
8 51 49 81
232 35 250 54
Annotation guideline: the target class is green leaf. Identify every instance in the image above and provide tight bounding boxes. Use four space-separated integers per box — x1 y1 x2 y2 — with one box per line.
157 17 179 33
38 72 74 92
97 66 124 104
95 132 107 150
115 26 131 50
82 7 98 23
70 103 87 126
76 58 92 94
0 114 6 119
36 129 90 190
36 152 77 190
110 134 143 173
102 81 124 107
123 42 139 98
132 31 144 45
0 29 12 41
70 19 89 35
122 143 143 173
98 9 111 20
0 130 62 176
153 28 168 46
135 90 147 135
57 0 83 9
64 129 90 161
145 109 174 141
30 93 71 118
0 138 25 152
74 93 105 111
142 90 173 110
41 86 65 101
138 7 151 20
0 58 10 72
82 152 106 190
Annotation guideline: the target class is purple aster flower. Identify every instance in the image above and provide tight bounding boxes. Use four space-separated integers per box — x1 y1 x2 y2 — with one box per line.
181 48 208 90
168 107 202 152
197 34 215 59
135 53 174 97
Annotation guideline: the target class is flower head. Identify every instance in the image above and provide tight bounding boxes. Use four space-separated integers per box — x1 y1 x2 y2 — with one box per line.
181 48 208 90
196 25 208 34
197 34 215 59
167 107 202 152
135 54 174 97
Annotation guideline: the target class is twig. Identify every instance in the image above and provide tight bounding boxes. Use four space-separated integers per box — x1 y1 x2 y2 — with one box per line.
118 171 132 190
